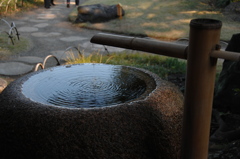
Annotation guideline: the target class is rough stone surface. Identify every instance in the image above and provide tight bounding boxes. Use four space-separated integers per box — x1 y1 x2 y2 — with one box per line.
214 33 240 113
75 4 125 23
0 66 183 159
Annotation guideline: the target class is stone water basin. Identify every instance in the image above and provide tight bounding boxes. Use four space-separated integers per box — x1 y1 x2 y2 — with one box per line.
0 63 183 159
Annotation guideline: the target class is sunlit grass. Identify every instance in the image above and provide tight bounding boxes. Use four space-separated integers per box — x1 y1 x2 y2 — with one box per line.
70 0 240 41
65 52 187 80
65 51 114 64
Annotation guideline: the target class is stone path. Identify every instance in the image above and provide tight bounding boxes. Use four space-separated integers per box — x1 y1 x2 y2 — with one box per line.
0 1 125 78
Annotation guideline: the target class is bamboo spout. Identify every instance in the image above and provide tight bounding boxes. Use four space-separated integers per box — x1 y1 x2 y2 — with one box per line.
90 33 188 59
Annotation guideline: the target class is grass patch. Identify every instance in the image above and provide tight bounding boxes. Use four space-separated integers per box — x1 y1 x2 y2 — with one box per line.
0 34 31 59
65 52 187 79
70 0 240 41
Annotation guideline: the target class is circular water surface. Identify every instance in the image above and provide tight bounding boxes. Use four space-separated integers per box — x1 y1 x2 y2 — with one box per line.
22 64 156 108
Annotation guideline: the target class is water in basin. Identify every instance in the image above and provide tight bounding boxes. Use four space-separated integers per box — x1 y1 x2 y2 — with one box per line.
22 63 156 108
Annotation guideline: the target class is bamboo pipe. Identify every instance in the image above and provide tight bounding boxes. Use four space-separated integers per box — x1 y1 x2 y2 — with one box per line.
211 50 240 61
90 33 188 59
91 34 240 62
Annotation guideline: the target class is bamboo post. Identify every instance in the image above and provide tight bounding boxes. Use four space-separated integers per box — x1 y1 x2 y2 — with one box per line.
181 18 222 159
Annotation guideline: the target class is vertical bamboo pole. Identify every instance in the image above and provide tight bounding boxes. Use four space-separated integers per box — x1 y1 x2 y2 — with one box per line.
116 3 122 19
181 19 222 159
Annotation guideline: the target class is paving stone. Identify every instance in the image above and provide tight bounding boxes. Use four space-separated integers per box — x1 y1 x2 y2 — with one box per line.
29 19 48 23
18 17 29 21
34 23 49 28
18 27 39 32
60 36 88 42
49 8 61 11
38 14 56 19
31 32 62 37
14 21 26 25
0 62 34 76
12 56 43 64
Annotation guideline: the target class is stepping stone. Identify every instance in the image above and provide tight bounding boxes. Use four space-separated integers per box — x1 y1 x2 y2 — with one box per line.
31 32 61 37
11 56 43 64
0 78 8 93
49 8 61 11
18 27 38 32
34 23 49 28
18 17 29 21
0 62 34 76
59 36 88 42
14 21 26 25
29 19 48 23
38 13 56 19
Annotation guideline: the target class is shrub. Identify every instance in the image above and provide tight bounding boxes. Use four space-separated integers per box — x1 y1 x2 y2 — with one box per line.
0 0 43 16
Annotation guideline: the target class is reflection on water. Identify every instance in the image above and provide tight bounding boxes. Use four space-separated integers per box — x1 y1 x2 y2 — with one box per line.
22 63 155 108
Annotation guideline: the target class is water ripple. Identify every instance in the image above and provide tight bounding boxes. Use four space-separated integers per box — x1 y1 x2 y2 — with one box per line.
22 64 155 108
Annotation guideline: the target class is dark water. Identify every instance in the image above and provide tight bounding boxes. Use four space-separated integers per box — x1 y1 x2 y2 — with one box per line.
22 64 155 108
